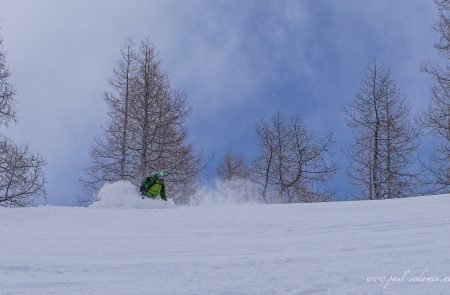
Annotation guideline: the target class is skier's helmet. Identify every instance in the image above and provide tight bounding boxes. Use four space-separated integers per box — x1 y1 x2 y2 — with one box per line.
156 170 166 180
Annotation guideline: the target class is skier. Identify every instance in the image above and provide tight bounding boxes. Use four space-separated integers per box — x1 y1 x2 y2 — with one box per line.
140 171 167 201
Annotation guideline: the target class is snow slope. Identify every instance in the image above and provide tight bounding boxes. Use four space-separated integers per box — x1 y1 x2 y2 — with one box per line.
0 194 449 294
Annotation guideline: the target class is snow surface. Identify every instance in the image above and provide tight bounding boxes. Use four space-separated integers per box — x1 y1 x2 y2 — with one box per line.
0 185 449 294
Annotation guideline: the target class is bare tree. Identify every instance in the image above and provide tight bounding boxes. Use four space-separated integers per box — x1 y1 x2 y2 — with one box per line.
217 150 250 181
253 118 275 203
432 0 450 56
253 113 335 203
128 39 201 203
0 137 46 207
0 31 16 127
420 0 450 193
82 39 137 190
0 31 46 206
84 38 201 204
345 62 419 200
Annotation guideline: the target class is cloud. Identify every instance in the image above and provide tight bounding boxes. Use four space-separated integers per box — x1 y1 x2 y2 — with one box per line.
0 0 439 204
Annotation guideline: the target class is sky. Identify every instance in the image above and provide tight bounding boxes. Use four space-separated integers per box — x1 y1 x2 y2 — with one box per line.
0 0 440 205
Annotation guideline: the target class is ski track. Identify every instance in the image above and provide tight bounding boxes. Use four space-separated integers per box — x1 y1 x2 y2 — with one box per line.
0 195 449 294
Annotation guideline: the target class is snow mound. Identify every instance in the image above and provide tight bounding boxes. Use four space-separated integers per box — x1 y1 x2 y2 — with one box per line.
90 180 175 209
190 178 263 206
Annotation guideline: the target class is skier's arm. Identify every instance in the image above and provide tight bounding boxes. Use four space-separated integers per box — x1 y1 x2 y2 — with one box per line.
140 176 157 195
160 183 167 201
140 179 147 194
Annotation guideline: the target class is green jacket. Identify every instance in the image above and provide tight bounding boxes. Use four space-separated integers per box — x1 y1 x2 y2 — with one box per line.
140 175 167 201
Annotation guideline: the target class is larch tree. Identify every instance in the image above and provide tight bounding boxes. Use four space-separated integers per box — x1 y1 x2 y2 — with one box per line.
421 0 450 193
128 39 201 203
345 62 419 200
82 39 137 190
84 38 201 204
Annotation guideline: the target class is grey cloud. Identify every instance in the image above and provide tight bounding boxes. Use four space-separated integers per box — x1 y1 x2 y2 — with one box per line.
0 0 439 204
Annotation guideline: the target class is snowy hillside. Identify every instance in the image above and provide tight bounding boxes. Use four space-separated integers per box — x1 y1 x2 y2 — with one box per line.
0 188 449 294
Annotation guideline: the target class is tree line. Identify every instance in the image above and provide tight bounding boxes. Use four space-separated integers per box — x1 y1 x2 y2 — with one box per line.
216 0 449 202
0 0 448 206
216 59 422 203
